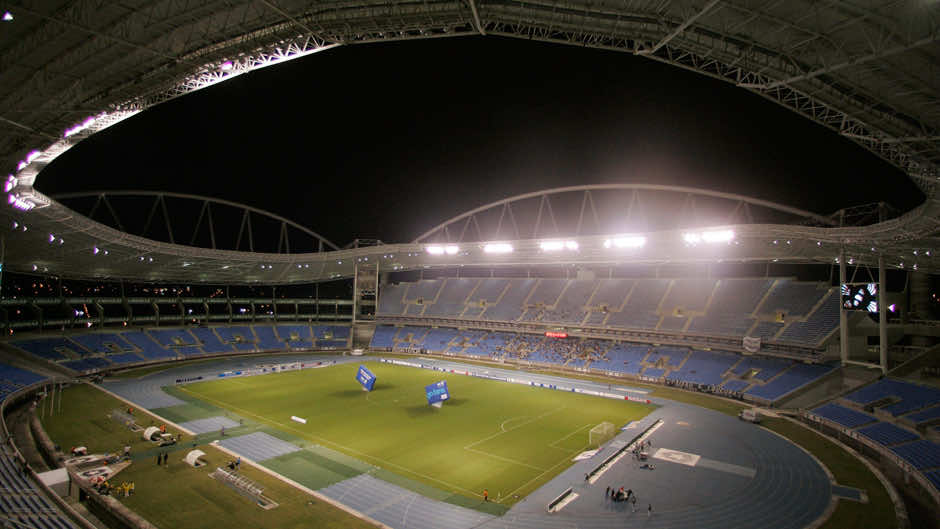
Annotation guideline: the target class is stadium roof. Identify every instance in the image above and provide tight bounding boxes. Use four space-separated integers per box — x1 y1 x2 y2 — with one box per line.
1 0 938 283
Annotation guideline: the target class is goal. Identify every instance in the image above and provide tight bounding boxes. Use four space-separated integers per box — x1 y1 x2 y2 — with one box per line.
589 422 615 447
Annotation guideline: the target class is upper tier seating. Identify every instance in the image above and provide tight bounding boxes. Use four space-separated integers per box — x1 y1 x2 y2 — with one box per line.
0 364 47 398
482 279 537 321
378 278 837 347
843 378 940 417
424 279 479 317
891 440 940 470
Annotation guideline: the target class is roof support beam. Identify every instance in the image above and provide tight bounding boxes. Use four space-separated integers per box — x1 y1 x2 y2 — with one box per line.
466 0 486 35
764 34 940 89
639 0 723 55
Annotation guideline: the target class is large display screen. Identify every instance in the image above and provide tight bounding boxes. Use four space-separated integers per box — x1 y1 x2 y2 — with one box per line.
425 380 450 405
841 282 879 313
356 365 377 391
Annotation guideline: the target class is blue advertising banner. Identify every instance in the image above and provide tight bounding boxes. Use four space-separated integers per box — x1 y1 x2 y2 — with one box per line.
425 380 450 406
356 365 377 391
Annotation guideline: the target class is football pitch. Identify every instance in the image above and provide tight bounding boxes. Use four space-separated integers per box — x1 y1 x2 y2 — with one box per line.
181 361 654 504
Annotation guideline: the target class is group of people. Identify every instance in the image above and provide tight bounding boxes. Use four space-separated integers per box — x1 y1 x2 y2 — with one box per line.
226 457 242 472
632 438 653 460
155 452 170 466
92 477 134 497
605 486 652 516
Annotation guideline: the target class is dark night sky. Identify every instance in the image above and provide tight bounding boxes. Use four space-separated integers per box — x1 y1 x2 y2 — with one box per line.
37 36 923 246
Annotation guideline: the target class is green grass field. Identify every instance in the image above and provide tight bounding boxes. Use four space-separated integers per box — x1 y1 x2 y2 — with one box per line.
181 361 653 504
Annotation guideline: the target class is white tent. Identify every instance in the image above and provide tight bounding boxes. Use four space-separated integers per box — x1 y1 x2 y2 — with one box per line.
142 426 161 441
184 450 207 467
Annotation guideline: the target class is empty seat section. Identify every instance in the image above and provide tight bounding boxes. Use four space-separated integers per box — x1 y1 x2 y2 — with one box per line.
748 320 784 340
744 363 835 401
70 333 134 354
583 279 634 326
905 406 940 425
482 279 537 321
890 440 940 470
148 329 197 346
421 328 459 351
214 326 257 351
0 363 47 387
251 326 283 350
778 291 840 345
856 422 920 446
377 283 408 315
423 278 479 317
666 349 739 386
519 279 567 322
276 325 313 347
810 403 877 428
843 378 940 416
121 332 176 360
732 356 792 381
11 338 77 361
606 279 669 329
108 352 144 365
721 379 751 392
63 357 111 371
660 278 717 314
758 280 828 317
543 280 598 323
401 280 444 315
590 344 648 374
370 326 397 349
189 328 233 353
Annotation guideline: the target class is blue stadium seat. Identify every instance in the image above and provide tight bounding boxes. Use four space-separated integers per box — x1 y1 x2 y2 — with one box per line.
811 403 876 428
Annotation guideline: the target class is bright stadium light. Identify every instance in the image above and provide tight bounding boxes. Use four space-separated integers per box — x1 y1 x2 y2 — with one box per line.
426 245 459 255
2 12 13 21
540 240 580 251
483 242 513 254
604 235 646 249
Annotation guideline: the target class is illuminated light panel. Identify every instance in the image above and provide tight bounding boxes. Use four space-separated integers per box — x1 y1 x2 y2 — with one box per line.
2 12 13 21
483 242 513 254
426 245 459 255
604 235 646 249
539 240 578 251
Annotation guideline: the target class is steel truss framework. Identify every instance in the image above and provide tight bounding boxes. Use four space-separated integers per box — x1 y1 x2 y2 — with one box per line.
0 1 938 284
52 191 339 252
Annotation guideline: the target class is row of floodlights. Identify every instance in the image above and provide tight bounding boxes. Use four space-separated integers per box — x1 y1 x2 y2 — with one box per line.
424 230 735 256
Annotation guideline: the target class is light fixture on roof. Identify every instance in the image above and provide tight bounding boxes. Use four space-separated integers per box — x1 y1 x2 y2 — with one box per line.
48 233 56 243
220 61 234 71
603 235 646 249
2 12 13 21
540 240 579 251
426 245 460 255
483 242 513 254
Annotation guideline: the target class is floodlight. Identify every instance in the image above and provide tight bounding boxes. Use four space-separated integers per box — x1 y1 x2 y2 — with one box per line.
2 12 13 21
3 176 14 193
483 242 513 254
683 233 701 244
48 233 55 243
702 229 734 243
220 61 234 71
888 304 897 313
93 246 100 255
539 241 564 251
604 235 646 249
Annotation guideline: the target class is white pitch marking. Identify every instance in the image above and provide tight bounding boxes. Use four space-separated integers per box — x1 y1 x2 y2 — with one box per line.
652 447 701 467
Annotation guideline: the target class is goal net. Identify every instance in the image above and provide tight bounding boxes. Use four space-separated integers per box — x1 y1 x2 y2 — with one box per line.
589 422 615 447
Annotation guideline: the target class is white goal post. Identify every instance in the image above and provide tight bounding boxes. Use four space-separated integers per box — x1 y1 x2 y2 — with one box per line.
589 422 615 447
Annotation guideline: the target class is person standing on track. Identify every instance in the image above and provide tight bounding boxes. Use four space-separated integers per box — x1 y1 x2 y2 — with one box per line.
483 489 488 502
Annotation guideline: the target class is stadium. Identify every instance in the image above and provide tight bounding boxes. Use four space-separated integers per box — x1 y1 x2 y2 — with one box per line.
0 2 939 529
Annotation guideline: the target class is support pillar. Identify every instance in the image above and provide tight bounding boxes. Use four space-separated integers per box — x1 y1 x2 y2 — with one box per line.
839 249 848 365
879 255 888 374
